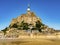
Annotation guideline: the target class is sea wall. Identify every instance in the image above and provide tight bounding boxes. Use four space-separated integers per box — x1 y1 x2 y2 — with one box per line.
18 35 60 39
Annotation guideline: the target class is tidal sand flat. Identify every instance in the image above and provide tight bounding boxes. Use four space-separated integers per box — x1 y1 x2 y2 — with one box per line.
0 39 60 45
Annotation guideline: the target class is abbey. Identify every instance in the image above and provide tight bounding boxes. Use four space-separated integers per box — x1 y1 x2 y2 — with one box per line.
0 5 59 38
10 4 41 27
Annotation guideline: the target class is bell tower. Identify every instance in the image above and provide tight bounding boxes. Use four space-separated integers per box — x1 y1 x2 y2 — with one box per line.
27 4 30 12
27 4 31 15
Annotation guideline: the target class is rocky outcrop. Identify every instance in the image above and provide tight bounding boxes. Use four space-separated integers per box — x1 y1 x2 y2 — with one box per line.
1 11 55 36
10 12 42 27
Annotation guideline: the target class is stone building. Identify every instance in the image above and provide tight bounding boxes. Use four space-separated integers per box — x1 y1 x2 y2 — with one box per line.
0 31 4 38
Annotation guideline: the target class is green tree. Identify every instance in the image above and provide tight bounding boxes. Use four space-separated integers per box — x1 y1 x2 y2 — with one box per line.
36 20 42 32
1 27 8 35
11 23 18 28
20 21 29 30
36 20 41 28
23 23 29 30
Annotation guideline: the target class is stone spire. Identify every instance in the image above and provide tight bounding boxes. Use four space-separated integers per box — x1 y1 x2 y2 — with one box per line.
27 4 30 12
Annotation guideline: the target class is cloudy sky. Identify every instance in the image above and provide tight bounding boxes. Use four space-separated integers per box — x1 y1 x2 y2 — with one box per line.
0 0 60 30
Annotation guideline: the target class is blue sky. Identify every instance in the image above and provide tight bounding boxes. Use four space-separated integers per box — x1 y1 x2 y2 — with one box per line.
0 0 60 30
